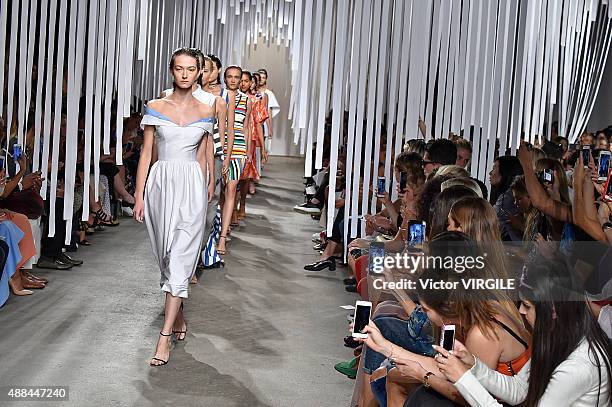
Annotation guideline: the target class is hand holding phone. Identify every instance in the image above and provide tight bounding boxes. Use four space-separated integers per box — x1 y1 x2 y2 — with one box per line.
440 324 456 352
408 220 426 247
598 151 611 182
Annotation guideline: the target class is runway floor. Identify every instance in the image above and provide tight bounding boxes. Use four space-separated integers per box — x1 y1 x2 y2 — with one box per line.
0 157 355 407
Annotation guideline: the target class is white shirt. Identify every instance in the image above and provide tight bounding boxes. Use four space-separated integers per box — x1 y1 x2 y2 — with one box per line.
454 339 610 407
162 85 216 107
264 89 280 118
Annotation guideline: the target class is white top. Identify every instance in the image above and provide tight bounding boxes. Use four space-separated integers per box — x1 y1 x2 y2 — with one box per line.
162 85 216 107
454 339 610 407
264 89 280 118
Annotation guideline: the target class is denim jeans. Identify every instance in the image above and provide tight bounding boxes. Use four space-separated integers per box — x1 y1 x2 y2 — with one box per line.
364 305 435 407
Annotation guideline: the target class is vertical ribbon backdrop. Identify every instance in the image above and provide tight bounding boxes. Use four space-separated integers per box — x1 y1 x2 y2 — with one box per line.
0 0 610 244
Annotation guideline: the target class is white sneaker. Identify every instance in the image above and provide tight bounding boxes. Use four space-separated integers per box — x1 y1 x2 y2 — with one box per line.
122 206 134 217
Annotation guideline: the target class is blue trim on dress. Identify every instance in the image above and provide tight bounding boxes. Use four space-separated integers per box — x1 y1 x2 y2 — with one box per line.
144 105 216 126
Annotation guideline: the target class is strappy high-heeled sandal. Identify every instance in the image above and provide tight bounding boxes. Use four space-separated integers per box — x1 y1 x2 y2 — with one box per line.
217 236 227 255
173 303 187 341
93 208 119 227
150 331 173 366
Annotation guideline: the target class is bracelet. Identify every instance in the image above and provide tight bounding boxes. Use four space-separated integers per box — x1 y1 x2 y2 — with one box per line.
423 371 434 388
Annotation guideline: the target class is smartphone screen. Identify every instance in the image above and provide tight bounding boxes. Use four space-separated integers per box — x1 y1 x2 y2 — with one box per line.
543 169 554 184
13 144 22 160
352 302 372 338
582 147 591 166
399 171 407 192
441 325 456 351
408 221 426 247
368 242 385 275
377 177 386 196
0 157 4 170
598 152 610 180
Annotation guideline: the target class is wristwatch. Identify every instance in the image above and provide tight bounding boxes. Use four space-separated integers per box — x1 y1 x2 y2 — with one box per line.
423 371 434 388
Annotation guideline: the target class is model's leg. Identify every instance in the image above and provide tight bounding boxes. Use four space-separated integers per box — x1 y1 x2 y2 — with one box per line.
218 180 238 254
150 293 182 366
238 180 248 219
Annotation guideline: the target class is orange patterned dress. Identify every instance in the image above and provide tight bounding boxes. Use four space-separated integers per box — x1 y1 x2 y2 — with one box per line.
242 92 269 181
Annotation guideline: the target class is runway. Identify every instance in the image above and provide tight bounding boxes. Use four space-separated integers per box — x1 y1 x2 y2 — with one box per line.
0 157 354 407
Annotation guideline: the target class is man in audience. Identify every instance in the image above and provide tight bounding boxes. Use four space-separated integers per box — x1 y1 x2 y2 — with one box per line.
423 139 457 177
454 138 472 169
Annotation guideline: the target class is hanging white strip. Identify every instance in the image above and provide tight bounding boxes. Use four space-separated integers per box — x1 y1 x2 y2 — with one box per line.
360 0 383 222
5 0 20 161
424 0 442 138
326 0 349 236
344 0 363 239
297 0 313 129
81 0 100 221
40 0 59 198
222 0 228 24
460 0 476 132
475 0 498 182
22 0 37 151
469 0 484 129
559 0 579 139
482 0 502 184
536 0 554 138
0 0 8 117
138 0 149 59
314 0 333 168
434 0 451 139
527 0 546 140
14 0 29 149
350 0 373 236
63 0 89 244
104 0 119 155
33 0 50 173
442 0 460 138
451 0 470 133
392 0 413 203
48 0 69 237
496 0 518 155
510 0 534 153
384 0 404 186
369 0 391 212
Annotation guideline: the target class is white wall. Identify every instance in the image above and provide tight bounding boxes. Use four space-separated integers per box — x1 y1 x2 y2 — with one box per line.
243 38 302 157
587 53 612 132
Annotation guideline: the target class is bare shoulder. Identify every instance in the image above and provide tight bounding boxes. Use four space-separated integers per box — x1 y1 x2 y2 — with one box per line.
195 100 215 118
147 98 166 110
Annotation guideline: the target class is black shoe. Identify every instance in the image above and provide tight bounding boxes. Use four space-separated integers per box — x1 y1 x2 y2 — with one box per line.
345 284 358 293
58 253 83 266
35 258 73 270
293 201 322 215
304 257 336 272
343 335 360 349
343 277 357 285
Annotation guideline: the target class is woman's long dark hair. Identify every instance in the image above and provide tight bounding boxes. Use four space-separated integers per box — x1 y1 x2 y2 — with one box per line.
520 259 611 406
207 53 222 84
489 156 523 206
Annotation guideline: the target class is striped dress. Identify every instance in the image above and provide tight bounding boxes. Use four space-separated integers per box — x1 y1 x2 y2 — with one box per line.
225 91 249 180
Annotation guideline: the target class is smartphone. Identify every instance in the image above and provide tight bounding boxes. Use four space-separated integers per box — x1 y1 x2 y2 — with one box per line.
377 177 386 197
582 145 591 167
598 151 611 182
540 168 554 184
352 301 372 339
440 324 456 352
408 220 426 247
399 171 407 192
368 242 385 275
13 144 22 160
126 141 134 152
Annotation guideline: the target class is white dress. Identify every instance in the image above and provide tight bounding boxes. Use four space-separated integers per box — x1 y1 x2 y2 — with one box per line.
140 105 215 298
